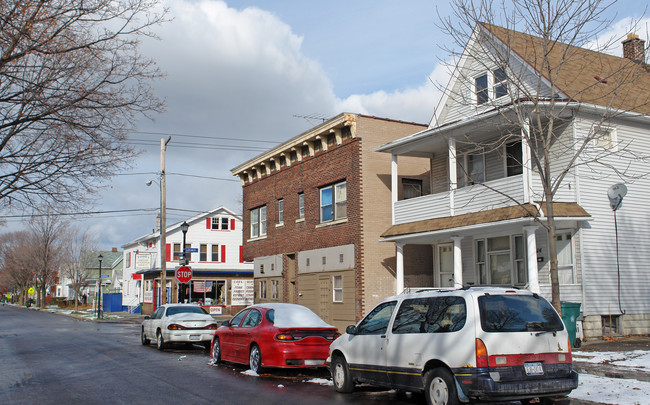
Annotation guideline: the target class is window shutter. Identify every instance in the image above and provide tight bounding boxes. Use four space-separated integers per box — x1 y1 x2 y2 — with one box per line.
230 218 235 230
165 243 171 262
221 245 226 263
239 246 243 263
128 252 131 267
206 218 211 229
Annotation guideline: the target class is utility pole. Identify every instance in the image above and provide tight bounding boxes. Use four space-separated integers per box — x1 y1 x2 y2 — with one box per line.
160 137 172 306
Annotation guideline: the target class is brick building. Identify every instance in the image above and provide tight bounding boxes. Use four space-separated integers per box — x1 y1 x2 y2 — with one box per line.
231 113 428 330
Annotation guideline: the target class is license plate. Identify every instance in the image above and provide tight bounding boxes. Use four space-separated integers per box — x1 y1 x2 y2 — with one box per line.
189 335 200 341
524 362 544 376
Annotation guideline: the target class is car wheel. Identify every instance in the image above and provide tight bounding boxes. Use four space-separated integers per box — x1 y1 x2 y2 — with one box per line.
156 330 166 351
211 338 221 363
331 355 354 393
249 344 262 374
424 368 459 405
141 328 150 346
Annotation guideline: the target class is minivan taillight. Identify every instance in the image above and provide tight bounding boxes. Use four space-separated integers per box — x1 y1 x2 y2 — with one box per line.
476 338 488 368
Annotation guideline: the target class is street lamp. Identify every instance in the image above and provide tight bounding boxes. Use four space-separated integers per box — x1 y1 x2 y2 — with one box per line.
97 253 103 319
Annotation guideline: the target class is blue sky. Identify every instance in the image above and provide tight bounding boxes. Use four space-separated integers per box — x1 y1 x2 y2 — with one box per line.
4 0 648 248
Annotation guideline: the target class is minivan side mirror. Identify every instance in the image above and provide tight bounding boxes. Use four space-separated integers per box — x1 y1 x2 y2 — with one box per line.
345 325 358 335
144 316 150 320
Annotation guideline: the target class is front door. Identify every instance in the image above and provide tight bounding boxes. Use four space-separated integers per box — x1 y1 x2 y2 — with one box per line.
437 244 454 287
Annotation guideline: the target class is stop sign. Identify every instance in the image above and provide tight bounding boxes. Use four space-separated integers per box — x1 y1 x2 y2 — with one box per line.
175 266 193 283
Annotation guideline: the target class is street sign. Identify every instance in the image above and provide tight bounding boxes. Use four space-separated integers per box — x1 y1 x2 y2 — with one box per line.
101 274 110 278
185 248 198 253
28 287 35 295
176 266 193 283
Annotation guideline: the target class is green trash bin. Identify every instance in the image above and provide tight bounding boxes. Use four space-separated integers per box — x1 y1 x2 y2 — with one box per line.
561 302 582 348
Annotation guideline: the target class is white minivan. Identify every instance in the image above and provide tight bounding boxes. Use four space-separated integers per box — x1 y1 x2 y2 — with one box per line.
327 287 578 405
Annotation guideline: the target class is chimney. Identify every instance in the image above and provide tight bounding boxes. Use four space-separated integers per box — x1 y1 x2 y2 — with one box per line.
622 33 645 63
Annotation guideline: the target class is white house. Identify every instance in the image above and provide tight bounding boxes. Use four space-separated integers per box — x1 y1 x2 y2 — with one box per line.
376 24 650 339
121 206 254 315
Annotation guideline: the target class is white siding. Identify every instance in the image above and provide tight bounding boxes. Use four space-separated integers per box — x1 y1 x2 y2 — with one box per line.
574 116 650 316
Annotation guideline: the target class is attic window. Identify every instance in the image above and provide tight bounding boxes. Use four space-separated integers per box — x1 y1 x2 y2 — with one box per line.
475 74 489 105
594 75 608 84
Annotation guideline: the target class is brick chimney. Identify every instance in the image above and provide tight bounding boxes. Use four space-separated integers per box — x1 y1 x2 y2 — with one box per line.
622 33 646 63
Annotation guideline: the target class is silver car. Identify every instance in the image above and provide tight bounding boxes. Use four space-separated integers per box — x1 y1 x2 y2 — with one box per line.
141 304 218 350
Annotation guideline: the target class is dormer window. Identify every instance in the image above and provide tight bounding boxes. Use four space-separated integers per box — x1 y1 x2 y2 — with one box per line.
475 74 489 105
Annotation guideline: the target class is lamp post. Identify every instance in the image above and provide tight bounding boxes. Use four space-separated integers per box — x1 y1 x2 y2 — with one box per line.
97 253 103 319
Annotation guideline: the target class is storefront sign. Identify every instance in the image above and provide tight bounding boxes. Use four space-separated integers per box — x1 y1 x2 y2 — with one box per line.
231 279 254 306
135 254 151 269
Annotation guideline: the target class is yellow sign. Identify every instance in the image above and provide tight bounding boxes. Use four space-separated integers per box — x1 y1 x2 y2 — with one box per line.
28 287 35 295
5 294 10 299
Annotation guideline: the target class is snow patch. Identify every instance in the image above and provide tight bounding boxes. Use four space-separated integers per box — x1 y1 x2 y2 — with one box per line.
306 378 333 386
570 373 650 405
241 369 259 377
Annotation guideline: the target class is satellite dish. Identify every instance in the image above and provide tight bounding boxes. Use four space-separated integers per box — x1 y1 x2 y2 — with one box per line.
607 183 627 211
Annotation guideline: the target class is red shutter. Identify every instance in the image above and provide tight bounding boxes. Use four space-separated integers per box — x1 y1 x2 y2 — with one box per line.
206 218 211 229
239 246 243 263
221 245 226 263
230 218 235 230
165 243 171 262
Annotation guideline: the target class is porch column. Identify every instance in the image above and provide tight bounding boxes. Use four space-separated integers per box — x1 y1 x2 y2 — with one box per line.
391 154 398 225
521 119 534 203
395 242 404 294
451 236 463 288
524 225 540 293
448 138 457 216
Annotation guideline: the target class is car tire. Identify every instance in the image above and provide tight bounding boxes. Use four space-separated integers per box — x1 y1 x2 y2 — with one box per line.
331 355 354 393
249 344 262 374
424 368 459 405
156 330 166 351
141 328 150 346
211 338 221 364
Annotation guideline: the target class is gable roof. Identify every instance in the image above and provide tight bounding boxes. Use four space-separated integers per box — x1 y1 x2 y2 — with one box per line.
480 23 650 115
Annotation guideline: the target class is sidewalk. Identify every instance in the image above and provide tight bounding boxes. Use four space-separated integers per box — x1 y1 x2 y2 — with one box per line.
572 335 650 382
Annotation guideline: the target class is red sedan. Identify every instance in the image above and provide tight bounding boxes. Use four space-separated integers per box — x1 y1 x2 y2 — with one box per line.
210 303 339 373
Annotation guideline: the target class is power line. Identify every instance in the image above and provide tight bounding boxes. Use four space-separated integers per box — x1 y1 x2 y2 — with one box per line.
125 140 270 152
0 207 203 220
130 131 281 144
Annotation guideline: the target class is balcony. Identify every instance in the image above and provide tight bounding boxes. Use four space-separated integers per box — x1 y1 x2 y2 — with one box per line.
394 174 577 225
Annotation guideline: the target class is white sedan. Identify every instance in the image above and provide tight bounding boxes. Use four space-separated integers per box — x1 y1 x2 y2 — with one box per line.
141 304 218 350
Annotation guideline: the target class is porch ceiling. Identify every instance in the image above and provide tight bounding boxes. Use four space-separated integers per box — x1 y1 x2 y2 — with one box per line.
381 202 590 242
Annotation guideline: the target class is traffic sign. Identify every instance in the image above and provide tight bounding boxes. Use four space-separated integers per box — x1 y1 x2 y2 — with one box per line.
176 266 193 283
185 248 198 253
28 287 35 295
101 274 110 278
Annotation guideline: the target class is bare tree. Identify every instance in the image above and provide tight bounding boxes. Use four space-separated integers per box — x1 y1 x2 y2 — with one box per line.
0 0 166 211
0 231 36 305
62 227 98 311
29 214 67 307
436 0 649 311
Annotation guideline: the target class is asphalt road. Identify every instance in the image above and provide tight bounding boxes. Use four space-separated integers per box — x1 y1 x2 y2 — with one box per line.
0 305 425 405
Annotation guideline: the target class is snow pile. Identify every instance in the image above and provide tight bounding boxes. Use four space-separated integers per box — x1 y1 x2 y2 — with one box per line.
570 373 649 405
241 369 259 377
306 378 333 386
573 350 650 373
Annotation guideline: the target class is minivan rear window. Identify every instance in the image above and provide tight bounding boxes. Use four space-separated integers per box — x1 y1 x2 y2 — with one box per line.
392 296 466 334
478 294 564 332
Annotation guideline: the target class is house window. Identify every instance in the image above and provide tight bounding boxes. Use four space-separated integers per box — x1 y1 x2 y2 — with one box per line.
506 141 523 176
593 128 613 149
493 67 508 99
341 126 351 140
272 280 279 299
250 206 267 238
301 144 310 157
475 235 527 285
298 193 305 219
184 244 192 262
269 160 276 171
402 178 423 200
277 199 284 224
602 315 619 335
260 264 264 274
211 217 229 230
279 155 286 167
459 151 485 186
211 245 219 262
327 133 336 146
289 151 297 162
173 243 182 261
320 181 346 223
200 244 207 262
313 139 322 152
333 275 343 302
475 74 488 105
259 280 267 299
